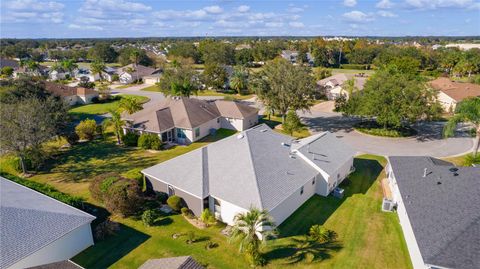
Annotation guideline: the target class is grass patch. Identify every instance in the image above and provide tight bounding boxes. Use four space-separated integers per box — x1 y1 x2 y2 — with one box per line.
443 153 480 167
69 94 150 121
354 121 417 138
142 86 255 100
141 85 161 92
260 114 311 139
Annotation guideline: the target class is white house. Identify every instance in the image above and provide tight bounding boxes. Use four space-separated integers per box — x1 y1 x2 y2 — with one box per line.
48 69 68 81
385 156 480 269
122 97 259 145
117 64 161 84
142 124 356 226
0 177 95 269
429 77 480 112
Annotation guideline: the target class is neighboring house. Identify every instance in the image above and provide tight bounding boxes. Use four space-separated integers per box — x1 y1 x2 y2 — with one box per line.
429 77 480 112
102 66 118 82
317 74 367 100
49 69 67 81
280 50 314 65
139 256 204 269
0 177 95 269
143 73 162 85
117 64 161 84
385 156 480 269
14 65 49 78
45 82 98 105
123 97 259 144
74 68 101 82
0 58 20 71
142 124 356 226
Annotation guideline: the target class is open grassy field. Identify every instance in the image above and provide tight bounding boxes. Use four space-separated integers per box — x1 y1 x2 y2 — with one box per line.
0 132 411 268
68 94 149 121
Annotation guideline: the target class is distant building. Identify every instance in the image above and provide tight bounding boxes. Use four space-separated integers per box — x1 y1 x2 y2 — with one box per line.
317 74 367 100
117 64 161 84
280 50 313 65
445 43 480 50
429 77 480 112
45 82 98 106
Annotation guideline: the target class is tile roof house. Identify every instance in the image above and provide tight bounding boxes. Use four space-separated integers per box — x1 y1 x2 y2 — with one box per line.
142 124 356 225
386 156 480 269
317 74 367 100
139 256 204 269
0 177 95 269
45 82 98 106
117 64 161 84
429 77 480 112
0 58 20 71
123 97 259 144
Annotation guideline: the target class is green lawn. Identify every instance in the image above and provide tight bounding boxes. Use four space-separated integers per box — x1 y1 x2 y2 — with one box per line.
142 85 255 100
260 114 311 139
68 94 150 121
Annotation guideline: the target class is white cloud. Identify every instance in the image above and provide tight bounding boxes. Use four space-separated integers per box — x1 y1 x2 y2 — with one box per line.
265 22 284 27
377 10 398 17
68 24 103 30
342 11 374 22
376 0 394 9
2 0 65 23
237 5 250 13
405 0 476 9
343 0 357 7
289 21 305 28
288 6 304 13
203 5 223 14
82 0 151 12
5 0 64 11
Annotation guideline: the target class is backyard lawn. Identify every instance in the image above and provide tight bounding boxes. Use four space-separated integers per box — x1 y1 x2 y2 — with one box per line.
68 94 150 121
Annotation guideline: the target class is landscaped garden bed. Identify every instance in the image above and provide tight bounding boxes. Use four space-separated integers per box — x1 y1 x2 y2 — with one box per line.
354 121 417 138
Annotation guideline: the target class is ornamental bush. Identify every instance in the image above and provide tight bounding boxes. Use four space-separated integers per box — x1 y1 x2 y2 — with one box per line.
75 119 97 140
200 208 216 226
167 195 183 211
138 133 162 150
122 132 139 147
142 209 156 227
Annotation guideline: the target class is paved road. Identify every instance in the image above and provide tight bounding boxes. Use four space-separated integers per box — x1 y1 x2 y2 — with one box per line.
299 103 474 158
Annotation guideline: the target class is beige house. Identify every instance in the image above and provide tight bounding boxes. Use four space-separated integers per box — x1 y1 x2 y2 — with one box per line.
45 82 98 106
122 97 259 144
317 74 367 100
117 64 161 84
429 77 480 112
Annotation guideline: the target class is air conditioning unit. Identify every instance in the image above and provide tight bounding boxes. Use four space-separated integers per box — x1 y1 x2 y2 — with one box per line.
382 198 396 212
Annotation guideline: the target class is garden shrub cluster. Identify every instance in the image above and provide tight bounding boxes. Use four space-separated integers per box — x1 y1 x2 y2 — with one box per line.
167 195 183 211
354 121 417 138
138 133 162 150
122 132 139 147
0 172 84 208
200 208 216 226
75 119 97 140
89 173 143 217
142 209 156 226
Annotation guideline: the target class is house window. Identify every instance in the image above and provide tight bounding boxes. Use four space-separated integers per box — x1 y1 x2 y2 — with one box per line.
167 185 175 196
177 128 186 139
217 118 220 123
337 174 340 179
300 186 304 195
195 128 200 138
312 178 315 185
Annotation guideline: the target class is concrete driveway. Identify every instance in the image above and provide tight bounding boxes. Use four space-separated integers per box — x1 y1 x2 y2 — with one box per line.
300 109 474 158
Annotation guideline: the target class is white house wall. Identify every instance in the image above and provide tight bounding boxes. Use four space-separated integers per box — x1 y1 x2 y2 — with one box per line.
190 117 221 143
7 223 94 269
220 117 243 131
210 196 248 226
268 176 317 225
388 168 427 269
242 114 259 130
437 91 456 112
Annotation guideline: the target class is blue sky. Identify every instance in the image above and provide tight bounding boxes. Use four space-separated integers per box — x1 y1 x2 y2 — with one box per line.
1 0 479 38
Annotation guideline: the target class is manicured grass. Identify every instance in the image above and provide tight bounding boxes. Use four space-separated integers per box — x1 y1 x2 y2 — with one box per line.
443 153 480 166
260 114 311 139
141 85 255 100
141 85 162 92
267 155 412 269
68 94 150 121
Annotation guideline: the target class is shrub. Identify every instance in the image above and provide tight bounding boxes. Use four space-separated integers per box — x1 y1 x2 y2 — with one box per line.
142 209 156 226
157 192 169 204
78 80 95 89
75 119 97 140
354 121 416 138
122 132 139 147
89 173 144 217
1 66 14 76
122 168 143 183
167 195 183 211
200 208 216 226
138 133 162 150
308 224 337 243
205 241 218 250
282 110 302 135
0 172 84 207
181 207 193 218
112 74 119 81
65 132 79 145
94 218 120 241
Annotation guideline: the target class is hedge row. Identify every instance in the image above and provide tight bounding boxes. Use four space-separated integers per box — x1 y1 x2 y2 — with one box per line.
0 172 85 208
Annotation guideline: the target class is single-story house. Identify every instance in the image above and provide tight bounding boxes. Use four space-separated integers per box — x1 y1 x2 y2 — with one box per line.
0 177 95 269
142 124 356 226
74 68 100 82
139 256 204 269
49 69 68 81
280 50 314 65
385 156 480 269
317 74 367 100
0 58 20 73
45 82 98 105
14 65 49 78
117 64 161 84
123 97 259 144
102 66 118 82
429 77 480 112
143 73 162 85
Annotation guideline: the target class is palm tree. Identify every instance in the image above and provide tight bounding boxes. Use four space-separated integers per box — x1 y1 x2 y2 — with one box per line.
61 59 78 77
119 96 143 114
443 97 480 157
308 225 337 243
130 50 141 82
229 208 276 266
90 60 106 81
103 109 125 144
230 66 249 94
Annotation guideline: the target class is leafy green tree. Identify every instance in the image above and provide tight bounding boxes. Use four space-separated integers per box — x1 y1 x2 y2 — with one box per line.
202 63 228 90
1 66 14 77
443 97 480 157
119 96 143 114
283 110 302 135
229 66 249 94
251 58 315 122
313 67 332 81
142 209 156 226
235 48 254 66
61 59 78 76
158 62 199 97
168 42 200 63
90 60 106 81
198 39 235 65
87 43 118 63
229 208 276 266
103 109 125 144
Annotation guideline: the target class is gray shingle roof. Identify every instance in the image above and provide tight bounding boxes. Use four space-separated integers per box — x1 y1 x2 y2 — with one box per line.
143 124 353 211
138 256 204 269
0 177 95 269
388 156 480 269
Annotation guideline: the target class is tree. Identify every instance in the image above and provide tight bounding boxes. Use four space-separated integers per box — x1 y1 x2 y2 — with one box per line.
87 43 118 63
0 79 69 173
75 119 97 140
229 66 249 94
168 42 200 63
103 109 125 144
308 224 337 243
97 83 111 99
235 48 254 66
119 96 143 114
313 67 332 81
158 63 200 97
61 59 78 76
202 63 228 90
198 39 235 65
339 67 442 129
1 66 14 77
90 60 106 81
229 208 276 266
283 110 302 135
251 58 315 122
443 97 480 157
